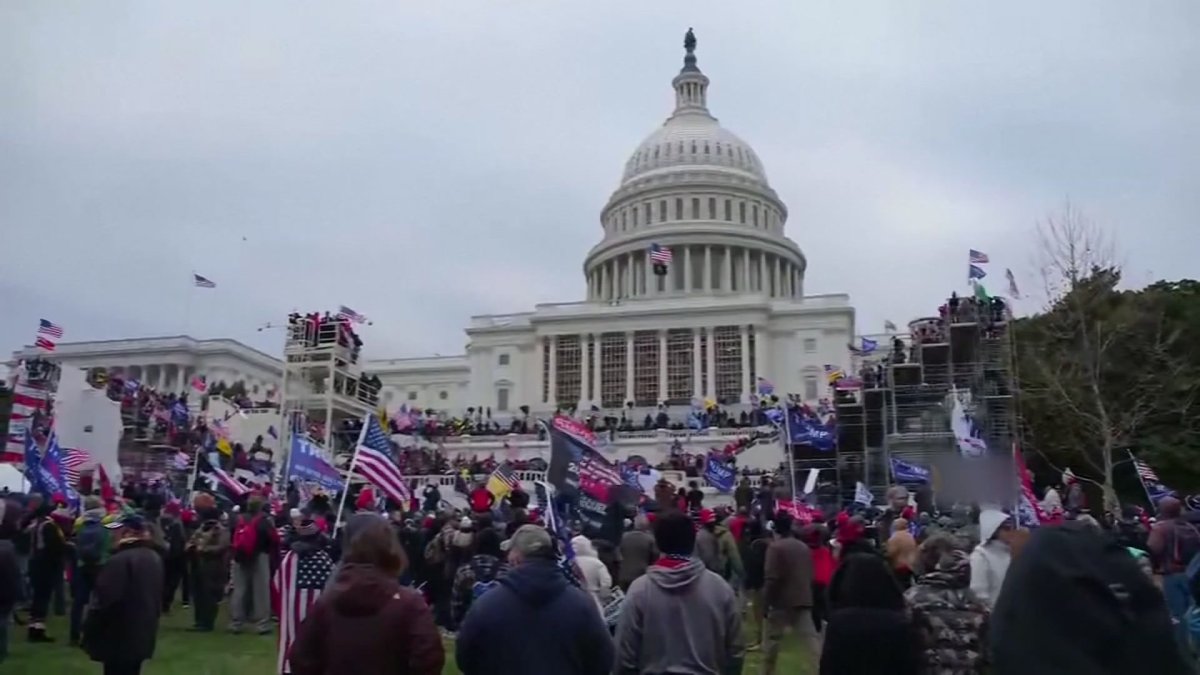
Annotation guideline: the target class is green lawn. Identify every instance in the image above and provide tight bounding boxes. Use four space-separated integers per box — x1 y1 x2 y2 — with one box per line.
6 606 812 674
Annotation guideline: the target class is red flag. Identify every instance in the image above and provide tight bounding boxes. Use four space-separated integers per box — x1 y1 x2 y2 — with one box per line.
97 464 116 503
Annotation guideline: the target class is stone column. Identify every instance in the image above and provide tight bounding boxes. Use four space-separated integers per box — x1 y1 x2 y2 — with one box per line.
644 253 654 296
759 254 769 294
723 246 733 292
600 264 609 301
578 335 589 408
591 336 602 402
631 253 640 296
691 329 702 398
706 327 717 400
703 245 712 292
548 336 558 405
740 326 751 402
684 246 693 293
776 257 784 298
175 364 186 394
753 326 768 388
657 330 668 404
624 332 635 404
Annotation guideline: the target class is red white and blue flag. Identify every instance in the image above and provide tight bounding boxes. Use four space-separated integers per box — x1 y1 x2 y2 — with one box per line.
38 319 64 339
969 249 990 264
337 305 367 324
62 448 94 486
649 243 673 265
193 273 216 288
350 414 410 504
273 547 334 675
34 337 56 352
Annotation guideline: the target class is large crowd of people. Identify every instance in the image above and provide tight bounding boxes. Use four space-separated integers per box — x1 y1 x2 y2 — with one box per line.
2 468 1197 675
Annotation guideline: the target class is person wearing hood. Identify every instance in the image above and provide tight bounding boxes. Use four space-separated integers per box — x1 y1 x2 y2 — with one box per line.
452 527 508 625
82 514 165 675
571 535 613 613
905 534 989 673
69 496 110 646
25 501 65 642
820 551 922 675
275 518 334 675
613 510 743 675
290 516 443 675
159 501 188 614
761 511 818 675
325 512 386 593
969 509 1014 609
1146 495 1200 648
456 524 613 675
694 509 725 575
618 515 658 591
991 522 1190 675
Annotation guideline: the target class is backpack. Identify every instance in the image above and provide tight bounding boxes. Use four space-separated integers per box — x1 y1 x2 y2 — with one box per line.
75 520 107 567
232 515 262 563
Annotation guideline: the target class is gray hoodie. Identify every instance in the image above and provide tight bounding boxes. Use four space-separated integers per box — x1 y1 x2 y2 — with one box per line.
613 557 744 675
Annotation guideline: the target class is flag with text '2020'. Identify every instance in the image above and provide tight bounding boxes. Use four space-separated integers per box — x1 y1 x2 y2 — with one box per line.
351 414 410 505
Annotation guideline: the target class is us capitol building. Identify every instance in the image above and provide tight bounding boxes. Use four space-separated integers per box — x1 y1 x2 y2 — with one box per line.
12 33 856 422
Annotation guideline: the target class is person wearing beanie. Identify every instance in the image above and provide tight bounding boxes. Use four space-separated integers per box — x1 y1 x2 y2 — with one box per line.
613 511 743 675
68 495 111 645
275 518 334 674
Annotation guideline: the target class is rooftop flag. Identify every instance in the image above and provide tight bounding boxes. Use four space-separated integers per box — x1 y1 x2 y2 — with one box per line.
34 337 56 352
337 305 367 324
969 249 990 264
193 273 216 288
968 264 987 280
37 319 64 339
649 243 673 265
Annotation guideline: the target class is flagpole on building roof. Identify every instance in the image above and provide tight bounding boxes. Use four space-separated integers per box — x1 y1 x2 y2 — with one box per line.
333 414 369 531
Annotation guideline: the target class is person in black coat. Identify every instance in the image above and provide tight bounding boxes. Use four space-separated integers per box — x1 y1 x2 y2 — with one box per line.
819 552 922 675
83 514 165 675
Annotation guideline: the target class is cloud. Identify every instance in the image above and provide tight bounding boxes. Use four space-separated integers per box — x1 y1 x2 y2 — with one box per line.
2 1 1196 362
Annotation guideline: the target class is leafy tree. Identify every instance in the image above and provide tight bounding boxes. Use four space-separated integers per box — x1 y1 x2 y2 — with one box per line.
1016 205 1200 507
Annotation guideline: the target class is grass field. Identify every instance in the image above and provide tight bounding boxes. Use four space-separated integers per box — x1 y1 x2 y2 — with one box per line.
6 605 813 674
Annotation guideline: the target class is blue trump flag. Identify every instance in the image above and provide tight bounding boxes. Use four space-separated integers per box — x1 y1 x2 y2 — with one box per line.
26 431 80 509
787 407 836 452
890 457 931 484
287 435 344 495
703 454 736 493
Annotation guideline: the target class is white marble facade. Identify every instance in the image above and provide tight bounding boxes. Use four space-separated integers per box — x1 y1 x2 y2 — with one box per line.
10 37 855 419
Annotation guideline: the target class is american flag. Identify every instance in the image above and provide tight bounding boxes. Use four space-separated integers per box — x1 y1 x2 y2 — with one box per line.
38 319 64 339
62 448 93 486
350 414 411 504
34 336 56 352
969 249 990 264
195 452 250 498
273 548 334 674
193 273 216 288
1134 458 1160 483
190 375 207 393
337 305 367 324
649 244 673 265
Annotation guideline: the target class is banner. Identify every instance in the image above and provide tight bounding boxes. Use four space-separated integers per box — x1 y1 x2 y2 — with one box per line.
545 417 586 499
287 436 344 496
890 457 931 484
776 498 821 524
703 454 735 493
854 481 873 506
787 407 836 452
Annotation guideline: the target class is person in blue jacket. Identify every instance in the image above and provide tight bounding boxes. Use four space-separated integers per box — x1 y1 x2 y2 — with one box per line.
455 524 613 675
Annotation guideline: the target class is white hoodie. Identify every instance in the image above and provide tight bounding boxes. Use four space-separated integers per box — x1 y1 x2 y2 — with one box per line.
571 535 613 613
969 509 1012 608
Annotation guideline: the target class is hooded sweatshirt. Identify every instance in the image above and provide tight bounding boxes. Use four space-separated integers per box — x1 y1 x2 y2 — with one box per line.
289 563 444 675
969 510 1011 608
614 557 744 675
455 558 614 675
571 535 613 612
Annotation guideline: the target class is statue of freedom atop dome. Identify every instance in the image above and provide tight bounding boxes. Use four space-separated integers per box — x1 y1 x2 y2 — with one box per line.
684 28 696 53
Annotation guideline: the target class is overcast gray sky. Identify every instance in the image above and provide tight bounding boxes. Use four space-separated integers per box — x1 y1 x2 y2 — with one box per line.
2 2 1196 361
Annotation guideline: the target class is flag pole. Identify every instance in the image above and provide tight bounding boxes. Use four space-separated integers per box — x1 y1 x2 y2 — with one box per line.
187 440 203 505
779 400 798 504
333 414 369 531
1128 449 1158 513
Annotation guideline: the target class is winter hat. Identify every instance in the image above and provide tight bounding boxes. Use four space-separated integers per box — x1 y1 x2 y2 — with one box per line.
979 509 1011 543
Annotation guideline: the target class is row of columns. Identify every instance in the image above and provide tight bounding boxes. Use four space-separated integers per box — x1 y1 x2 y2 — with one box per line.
587 245 802 301
542 325 766 407
105 363 259 396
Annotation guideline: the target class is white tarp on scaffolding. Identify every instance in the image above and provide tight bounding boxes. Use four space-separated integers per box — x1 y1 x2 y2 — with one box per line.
53 367 124 485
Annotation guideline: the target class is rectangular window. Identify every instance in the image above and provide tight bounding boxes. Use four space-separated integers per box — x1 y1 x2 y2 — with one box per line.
644 203 651 224
541 337 550 403
555 335 581 408
714 326 742 403
633 331 659 407
407 391 418 401
739 202 746 224
724 200 732 221
659 200 667 221
600 333 627 408
621 210 627 230
708 198 716 219
498 353 510 366
632 207 639 226
496 388 510 411
691 198 700 219
803 338 817 354
752 204 759 227
666 329 694 404
675 198 683 220
804 375 819 401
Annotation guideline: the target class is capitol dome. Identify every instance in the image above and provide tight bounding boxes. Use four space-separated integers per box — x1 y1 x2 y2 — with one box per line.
584 30 806 304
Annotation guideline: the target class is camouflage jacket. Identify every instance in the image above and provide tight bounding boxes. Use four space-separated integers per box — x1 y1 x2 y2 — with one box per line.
905 571 989 675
